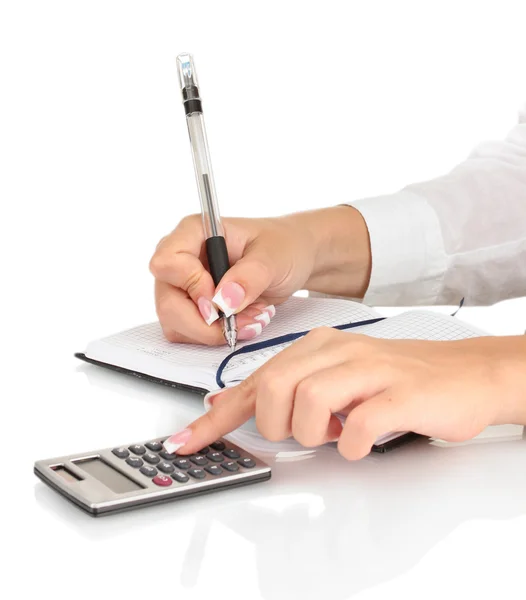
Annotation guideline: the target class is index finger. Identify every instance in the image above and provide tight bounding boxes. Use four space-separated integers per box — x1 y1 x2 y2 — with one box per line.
165 377 257 455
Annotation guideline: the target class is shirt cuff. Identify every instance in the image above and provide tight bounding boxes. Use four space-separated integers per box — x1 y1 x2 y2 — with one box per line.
349 191 448 306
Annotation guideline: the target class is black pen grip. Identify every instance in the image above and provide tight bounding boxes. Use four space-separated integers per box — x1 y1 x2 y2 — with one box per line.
206 236 230 287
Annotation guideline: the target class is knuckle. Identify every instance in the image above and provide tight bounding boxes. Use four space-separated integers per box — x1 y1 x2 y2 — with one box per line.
295 379 323 409
182 267 204 297
149 250 172 279
258 372 283 400
304 326 335 344
238 375 257 397
179 213 201 229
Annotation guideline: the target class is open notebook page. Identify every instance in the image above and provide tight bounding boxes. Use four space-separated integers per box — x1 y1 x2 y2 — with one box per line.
223 309 487 385
84 296 380 390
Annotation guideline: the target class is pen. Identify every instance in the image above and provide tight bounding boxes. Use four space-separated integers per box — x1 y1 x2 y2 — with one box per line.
176 53 237 350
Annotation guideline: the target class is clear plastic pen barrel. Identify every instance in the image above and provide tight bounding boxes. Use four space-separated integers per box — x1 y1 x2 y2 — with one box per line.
176 54 223 239
176 53 237 349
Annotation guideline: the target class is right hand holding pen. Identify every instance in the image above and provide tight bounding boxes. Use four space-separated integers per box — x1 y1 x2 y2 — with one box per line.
150 207 371 345
150 214 315 345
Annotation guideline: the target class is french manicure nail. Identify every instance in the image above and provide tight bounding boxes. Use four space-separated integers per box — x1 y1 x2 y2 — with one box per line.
197 297 219 326
163 428 192 454
254 311 271 326
212 282 245 317
237 322 263 341
264 305 276 318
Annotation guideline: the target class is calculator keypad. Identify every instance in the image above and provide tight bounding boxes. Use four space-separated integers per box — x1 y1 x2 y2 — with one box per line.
188 468 206 479
157 461 175 474
140 466 158 477
205 465 222 476
221 461 239 472
112 439 260 486
210 441 226 451
159 451 179 461
153 474 172 487
223 448 240 459
145 441 163 452
207 452 224 463
112 447 129 459
143 452 160 465
171 471 190 483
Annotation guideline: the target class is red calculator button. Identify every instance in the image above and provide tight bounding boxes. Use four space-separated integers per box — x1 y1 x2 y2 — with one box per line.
153 475 172 487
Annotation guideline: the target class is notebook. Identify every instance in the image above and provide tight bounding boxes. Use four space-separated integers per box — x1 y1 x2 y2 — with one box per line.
76 296 488 453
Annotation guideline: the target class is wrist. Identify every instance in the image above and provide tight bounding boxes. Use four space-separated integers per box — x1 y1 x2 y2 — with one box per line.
492 336 526 426
286 206 372 298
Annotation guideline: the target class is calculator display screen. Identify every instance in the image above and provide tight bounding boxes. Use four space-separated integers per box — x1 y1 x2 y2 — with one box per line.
75 458 143 493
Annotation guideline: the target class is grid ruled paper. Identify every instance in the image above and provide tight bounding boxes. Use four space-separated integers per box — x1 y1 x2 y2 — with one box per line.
85 296 381 386
224 309 488 383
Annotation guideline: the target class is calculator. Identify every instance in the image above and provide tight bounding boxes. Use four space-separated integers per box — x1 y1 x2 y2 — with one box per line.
34 437 271 516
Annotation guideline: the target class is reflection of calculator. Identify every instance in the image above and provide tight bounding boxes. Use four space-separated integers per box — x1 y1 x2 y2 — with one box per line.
34 437 271 516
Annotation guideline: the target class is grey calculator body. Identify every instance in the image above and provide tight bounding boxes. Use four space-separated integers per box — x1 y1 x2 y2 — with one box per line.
34 437 271 516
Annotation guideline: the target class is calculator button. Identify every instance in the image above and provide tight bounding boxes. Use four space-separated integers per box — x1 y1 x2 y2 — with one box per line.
126 457 143 468
159 451 179 461
143 452 160 465
112 447 129 459
153 474 172 487
221 461 239 472
188 468 206 479
158 461 175 474
205 465 222 476
190 455 208 466
238 458 256 469
129 444 146 455
145 441 163 452
173 458 191 470
171 471 190 483
206 452 224 463
210 441 226 451
140 466 158 478
197 446 210 455
174 458 192 470
222 448 240 459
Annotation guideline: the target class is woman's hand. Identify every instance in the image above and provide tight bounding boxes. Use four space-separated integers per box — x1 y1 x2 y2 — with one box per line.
164 330 526 459
149 207 371 345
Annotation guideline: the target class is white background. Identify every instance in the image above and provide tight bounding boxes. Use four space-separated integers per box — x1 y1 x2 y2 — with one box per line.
1 1 526 599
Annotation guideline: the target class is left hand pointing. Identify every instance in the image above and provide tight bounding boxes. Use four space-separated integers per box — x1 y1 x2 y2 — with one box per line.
164 327 514 460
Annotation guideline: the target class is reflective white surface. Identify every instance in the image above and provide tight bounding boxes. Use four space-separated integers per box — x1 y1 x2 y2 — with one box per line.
19 358 526 600
4 3 526 597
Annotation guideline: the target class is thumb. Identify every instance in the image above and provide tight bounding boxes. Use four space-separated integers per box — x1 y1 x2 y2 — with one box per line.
212 244 276 316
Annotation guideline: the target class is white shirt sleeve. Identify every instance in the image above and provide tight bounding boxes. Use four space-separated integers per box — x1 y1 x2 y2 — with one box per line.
350 106 526 307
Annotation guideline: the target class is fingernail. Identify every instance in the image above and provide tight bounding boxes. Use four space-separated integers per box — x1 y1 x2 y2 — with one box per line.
197 297 219 326
204 388 228 410
264 305 276 318
163 428 192 454
238 322 263 340
254 305 275 327
212 282 245 317
254 312 270 326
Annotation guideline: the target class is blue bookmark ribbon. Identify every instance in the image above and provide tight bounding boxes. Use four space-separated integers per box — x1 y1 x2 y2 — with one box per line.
215 317 385 388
